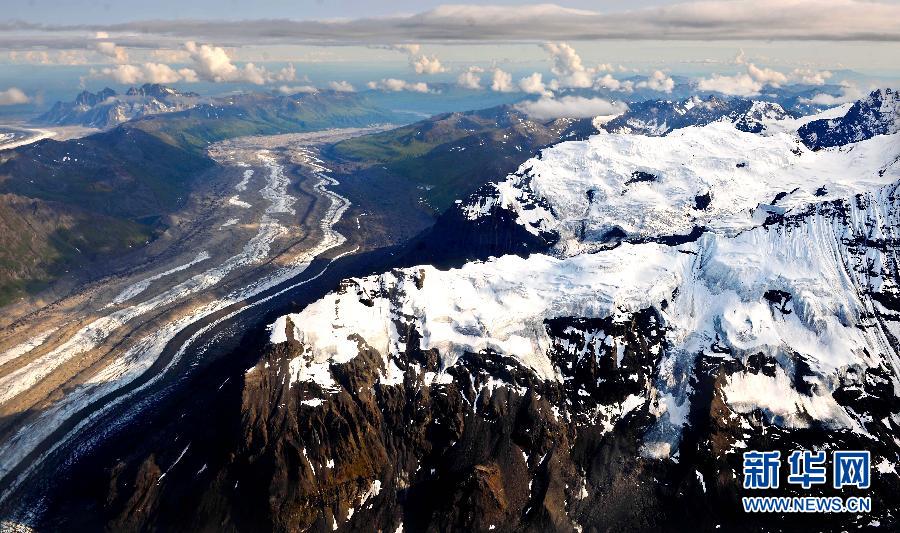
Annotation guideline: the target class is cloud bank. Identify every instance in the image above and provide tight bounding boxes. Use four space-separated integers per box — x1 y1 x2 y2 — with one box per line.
697 61 836 96
514 96 628 120
8 1 897 48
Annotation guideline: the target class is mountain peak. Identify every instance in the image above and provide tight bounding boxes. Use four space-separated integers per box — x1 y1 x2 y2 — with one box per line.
799 87 899 149
39 85 201 129
124 83 199 99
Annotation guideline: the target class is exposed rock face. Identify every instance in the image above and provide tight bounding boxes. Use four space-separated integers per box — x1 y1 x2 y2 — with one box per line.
398 180 558 269
603 95 789 136
37 84 201 129
232 96 900 531
799 88 900 149
26 92 900 532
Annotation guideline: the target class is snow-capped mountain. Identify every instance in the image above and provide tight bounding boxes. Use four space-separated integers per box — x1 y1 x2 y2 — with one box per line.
603 95 789 136
253 93 900 530
799 88 900 149
37 84 201 129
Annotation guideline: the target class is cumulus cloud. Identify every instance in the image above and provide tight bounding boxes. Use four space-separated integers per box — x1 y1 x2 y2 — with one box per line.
598 63 635 73
746 63 788 87
543 42 593 89
697 73 761 96
0 87 30 105
518 72 552 97
697 62 789 96
790 68 833 85
328 80 356 92
411 54 447 74
91 63 198 84
183 41 295 84
5 2 900 48
185 41 261 83
367 78 430 93
94 41 129 63
636 70 675 93
514 96 628 121
456 66 483 89
491 68 514 92
595 73 634 93
381 43 446 74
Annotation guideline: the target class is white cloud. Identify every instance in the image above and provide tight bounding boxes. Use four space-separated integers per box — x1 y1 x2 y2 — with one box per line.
411 54 447 74
278 85 318 94
746 63 788 87
91 63 198 85
514 96 628 121
636 70 675 93
790 68 833 85
381 43 446 74
518 72 552 97
800 82 865 105
597 63 632 73
595 73 634 93
94 41 129 64
275 64 297 82
367 78 430 93
697 62 789 96
0 87 30 105
456 66 483 89
328 80 355 92
184 41 282 84
697 73 761 96
491 68 514 92
542 42 593 88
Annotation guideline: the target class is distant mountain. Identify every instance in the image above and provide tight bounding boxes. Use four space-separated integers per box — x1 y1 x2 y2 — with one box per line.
799 88 900 149
212 92 900 532
139 90 399 153
604 95 790 136
37 84 201 129
0 89 400 304
326 105 597 212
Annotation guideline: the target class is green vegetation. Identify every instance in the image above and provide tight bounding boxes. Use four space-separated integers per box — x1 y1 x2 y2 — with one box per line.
0 194 151 306
138 92 398 155
0 90 398 305
329 106 593 212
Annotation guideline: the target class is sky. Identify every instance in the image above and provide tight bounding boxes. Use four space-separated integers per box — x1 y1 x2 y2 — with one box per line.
0 1 898 113
5 1 669 24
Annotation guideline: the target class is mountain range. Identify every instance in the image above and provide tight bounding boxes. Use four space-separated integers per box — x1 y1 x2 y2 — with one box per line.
37 89 900 531
3 84 899 531
37 84 202 129
0 88 400 305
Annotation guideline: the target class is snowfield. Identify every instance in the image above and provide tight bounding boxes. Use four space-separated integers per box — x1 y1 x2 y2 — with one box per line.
491 121 899 255
270 100 900 458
